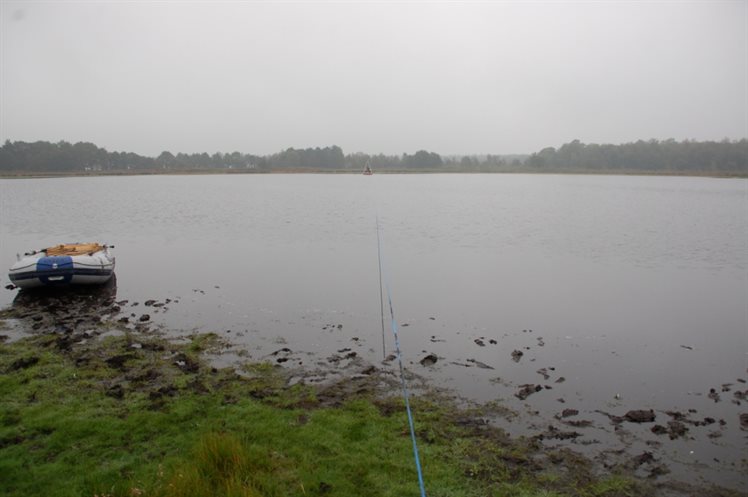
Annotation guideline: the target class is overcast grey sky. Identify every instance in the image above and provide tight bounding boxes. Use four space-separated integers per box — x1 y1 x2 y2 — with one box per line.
1 1 746 156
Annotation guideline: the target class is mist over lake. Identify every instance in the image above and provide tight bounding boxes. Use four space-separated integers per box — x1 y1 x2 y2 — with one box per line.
1 173 746 489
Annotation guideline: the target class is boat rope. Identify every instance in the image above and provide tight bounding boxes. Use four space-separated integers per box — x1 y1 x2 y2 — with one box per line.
376 215 427 497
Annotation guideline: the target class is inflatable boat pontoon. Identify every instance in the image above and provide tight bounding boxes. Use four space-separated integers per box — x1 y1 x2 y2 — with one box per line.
8 243 115 289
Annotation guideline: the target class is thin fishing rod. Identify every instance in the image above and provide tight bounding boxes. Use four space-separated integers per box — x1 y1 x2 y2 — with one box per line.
376 219 427 497
377 215 386 360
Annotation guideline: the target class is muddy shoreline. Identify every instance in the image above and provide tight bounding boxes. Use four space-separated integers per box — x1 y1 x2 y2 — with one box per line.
0 284 745 496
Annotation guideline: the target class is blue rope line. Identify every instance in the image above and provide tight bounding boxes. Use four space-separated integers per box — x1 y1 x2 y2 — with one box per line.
376 216 427 497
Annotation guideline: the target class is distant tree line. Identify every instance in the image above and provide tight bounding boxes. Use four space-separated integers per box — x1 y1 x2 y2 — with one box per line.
0 138 745 174
261 146 344 170
525 138 747 174
0 141 457 173
0 140 267 173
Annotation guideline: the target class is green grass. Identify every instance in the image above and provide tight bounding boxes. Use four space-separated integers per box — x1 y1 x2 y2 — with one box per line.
0 330 675 497
0 334 478 496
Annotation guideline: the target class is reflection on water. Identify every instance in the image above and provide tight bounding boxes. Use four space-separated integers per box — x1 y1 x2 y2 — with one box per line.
12 273 118 310
0 174 746 490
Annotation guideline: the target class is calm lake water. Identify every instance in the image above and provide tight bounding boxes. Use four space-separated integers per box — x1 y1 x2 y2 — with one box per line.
1 174 746 490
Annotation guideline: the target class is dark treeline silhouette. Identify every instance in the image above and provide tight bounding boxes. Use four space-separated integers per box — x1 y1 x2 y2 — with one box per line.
262 146 345 170
0 138 745 174
525 138 747 174
0 140 265 173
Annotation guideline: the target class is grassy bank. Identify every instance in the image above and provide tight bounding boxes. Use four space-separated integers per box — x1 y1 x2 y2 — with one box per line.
0 311 737 497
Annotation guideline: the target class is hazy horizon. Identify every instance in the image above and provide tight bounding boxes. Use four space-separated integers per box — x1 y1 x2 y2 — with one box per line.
1 1 746 157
